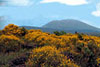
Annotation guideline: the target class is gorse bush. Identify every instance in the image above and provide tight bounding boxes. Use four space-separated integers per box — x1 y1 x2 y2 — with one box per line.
0 24 100 67
25 31 67 48
2 24 28 37
26 46 79 67
0 35 21 52
2 24 19 35
96 58 100 66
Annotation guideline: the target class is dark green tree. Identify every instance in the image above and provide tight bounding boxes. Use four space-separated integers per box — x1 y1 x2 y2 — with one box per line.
53 31 61 36
54 31 66 36
60 31 66 35
78 33 83 40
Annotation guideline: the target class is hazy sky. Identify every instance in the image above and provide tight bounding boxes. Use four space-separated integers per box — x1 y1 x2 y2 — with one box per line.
0 0 100 28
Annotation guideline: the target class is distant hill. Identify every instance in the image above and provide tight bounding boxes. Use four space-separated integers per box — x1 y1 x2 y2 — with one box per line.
19 26 61 33
20 19 100 36
42 19 100 33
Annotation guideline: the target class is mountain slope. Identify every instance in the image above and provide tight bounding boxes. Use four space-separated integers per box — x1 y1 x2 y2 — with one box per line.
42 19 100 32
19 26 61 33
21 19 100 36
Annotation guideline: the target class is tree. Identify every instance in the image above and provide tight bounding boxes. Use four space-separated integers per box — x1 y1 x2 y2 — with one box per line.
53 31 66 36
78 33 83 40
60 31 66 35
53 31 61 36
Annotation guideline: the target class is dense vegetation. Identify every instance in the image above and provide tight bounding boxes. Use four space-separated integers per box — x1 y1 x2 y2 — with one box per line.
0 24 100 67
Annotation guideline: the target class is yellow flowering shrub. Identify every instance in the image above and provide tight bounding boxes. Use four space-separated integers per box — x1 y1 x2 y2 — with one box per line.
0 35 19 41
0 24 100 67
2 24 19 35
28 29 42 33
96 58 100 66
25 31 66 47
25 32 48 41
0 35 21 52
26 46 79 67
2 24 27 36
35 35 66 47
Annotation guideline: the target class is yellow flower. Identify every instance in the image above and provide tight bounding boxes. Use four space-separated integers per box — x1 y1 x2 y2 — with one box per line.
96 58 100 66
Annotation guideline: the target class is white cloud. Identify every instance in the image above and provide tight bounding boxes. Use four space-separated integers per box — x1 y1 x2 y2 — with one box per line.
8 0 33 6
92 11 100 17
40 0 88 6
92 3 100 17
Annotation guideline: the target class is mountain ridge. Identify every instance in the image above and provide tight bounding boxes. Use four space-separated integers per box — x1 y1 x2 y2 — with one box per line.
42 19 100 31
20 19 100 36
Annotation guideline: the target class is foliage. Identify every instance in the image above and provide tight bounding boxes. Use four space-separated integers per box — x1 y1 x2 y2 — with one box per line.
96 58 100 66
2 24 28 37
0 24 100 67
0 49 30 66
26 46 79 67
53 31 66 36
0 35 21 52
77 33 83 40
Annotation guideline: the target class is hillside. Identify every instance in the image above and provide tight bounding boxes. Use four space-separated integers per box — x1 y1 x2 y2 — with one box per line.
19 26 60 33
43 19 100 32
0 24 100 67
20 26 100 36
20 19 100 36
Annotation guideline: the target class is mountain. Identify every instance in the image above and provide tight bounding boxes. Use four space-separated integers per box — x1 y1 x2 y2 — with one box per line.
21 19 100 35
42 19 100 33
19 26 61 33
